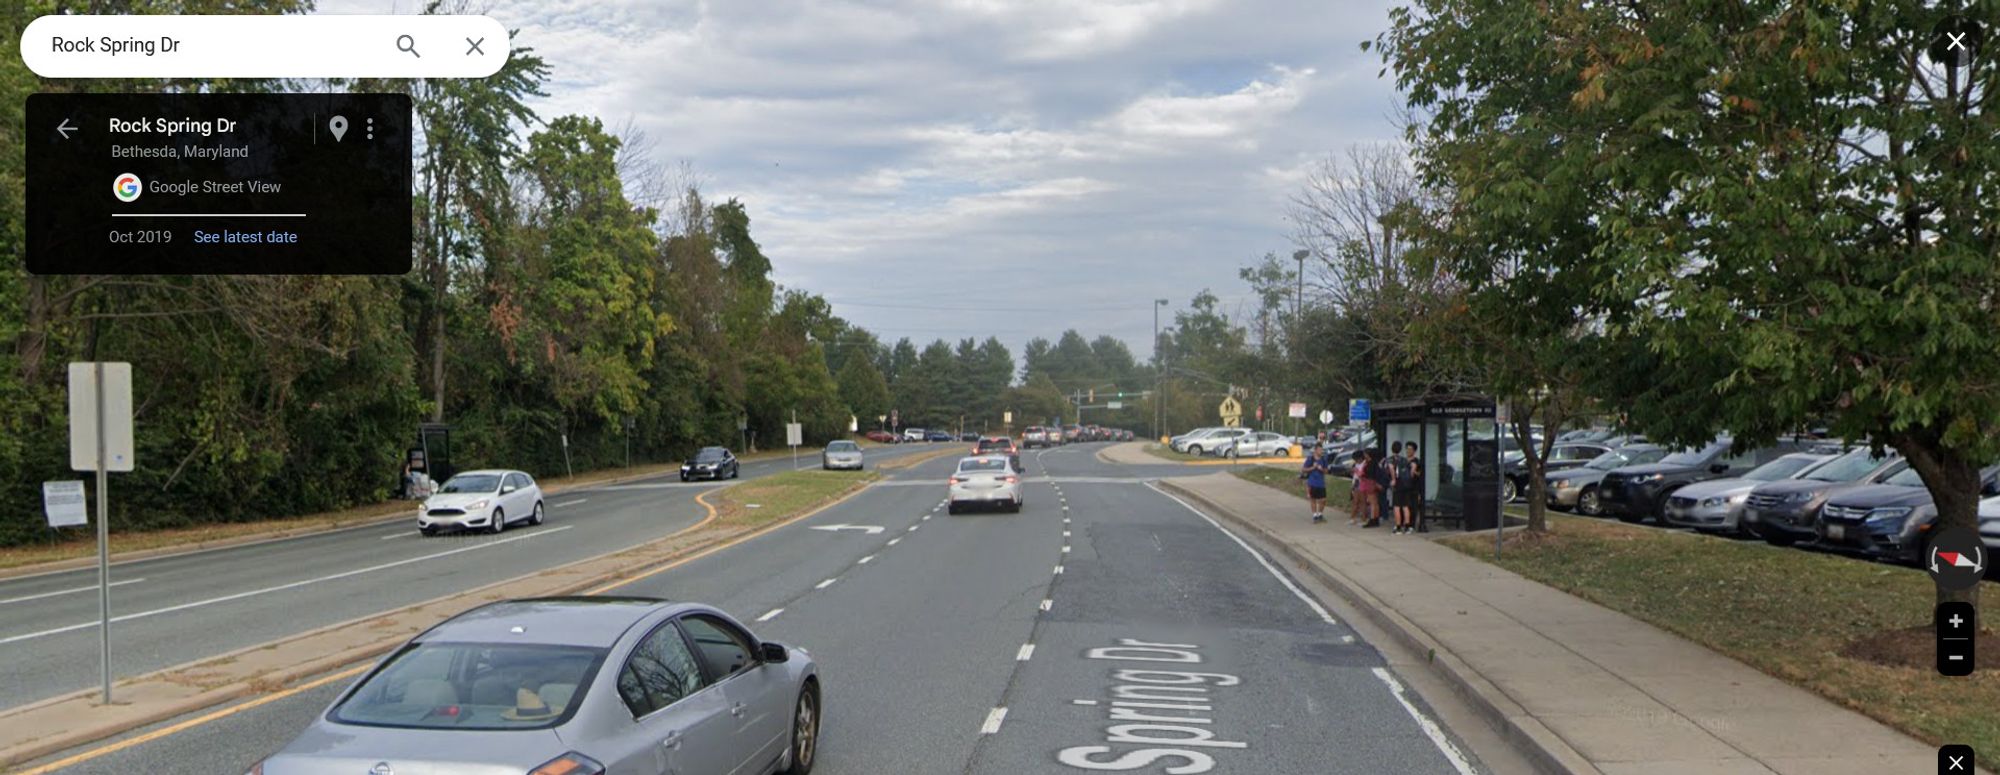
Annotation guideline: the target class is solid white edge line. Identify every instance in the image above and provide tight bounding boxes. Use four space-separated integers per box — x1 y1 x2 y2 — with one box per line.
815 578 837 589
0 578 145 606
757 608 784 622
980 706 1008 734
0 526 576 646
1372 666 1479 775
1146 482 1338 625
1016 643 1035 661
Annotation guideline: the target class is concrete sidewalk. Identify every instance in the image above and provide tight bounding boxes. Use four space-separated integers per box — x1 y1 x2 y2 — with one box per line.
1161 472 1952 775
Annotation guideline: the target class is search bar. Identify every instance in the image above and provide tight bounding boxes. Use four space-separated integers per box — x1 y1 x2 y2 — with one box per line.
21 15 509 79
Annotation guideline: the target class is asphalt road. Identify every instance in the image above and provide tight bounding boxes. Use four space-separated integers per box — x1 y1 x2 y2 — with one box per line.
25 444 1489 774
0 444 939 710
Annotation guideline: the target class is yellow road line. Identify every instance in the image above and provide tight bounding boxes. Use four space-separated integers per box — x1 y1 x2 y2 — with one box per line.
13 664 371 775
583 488 724 595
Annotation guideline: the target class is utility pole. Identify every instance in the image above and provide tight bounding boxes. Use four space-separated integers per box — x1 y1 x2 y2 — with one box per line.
1153 298 1168 441
1292 249 1309 319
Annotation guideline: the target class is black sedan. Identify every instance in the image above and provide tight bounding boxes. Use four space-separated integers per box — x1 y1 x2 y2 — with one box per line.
680 446 740 481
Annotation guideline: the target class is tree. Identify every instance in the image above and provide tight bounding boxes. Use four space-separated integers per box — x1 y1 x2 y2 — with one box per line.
837 356 891 427
1383 1 2000 597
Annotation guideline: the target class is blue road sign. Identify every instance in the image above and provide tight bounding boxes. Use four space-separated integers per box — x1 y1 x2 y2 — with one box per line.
1349 398 1372 423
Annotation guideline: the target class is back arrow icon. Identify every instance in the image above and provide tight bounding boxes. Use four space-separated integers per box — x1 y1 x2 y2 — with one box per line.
56 119 76 139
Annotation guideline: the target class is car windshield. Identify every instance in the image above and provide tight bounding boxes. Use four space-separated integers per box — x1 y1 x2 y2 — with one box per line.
826 441 858 452
958 459 1009 473
694 448 727 462
438 474 500 494
1806 451 1893 482
1884 467 1929 487
332 642 605 731
1658 442 1726 467
1587 447 1663 470
1744 456 1822 482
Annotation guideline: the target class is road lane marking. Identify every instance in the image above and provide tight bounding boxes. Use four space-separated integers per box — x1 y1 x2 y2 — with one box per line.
1372 667 1478 775
887 538 901 546
922 514 931 521
378 532 413 540
13 663 372 775
1071 699 1097 705
0 527 575 646
1063 530 1071 537
1040 599 1052 611
757 608 784 622
0 578 145 606
1062 545 1071 553
908 524 920 531
980 706 1009 734
816 578 837 589
1017 644 1036 661
1148 483 1338 626
1054 565 1064 574
555 498 589 507
857 554 875 565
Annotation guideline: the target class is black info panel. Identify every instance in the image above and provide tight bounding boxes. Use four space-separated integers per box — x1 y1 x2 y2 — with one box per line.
26 92 411 275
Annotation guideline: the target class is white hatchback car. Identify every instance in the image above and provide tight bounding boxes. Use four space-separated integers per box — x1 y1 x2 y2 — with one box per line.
419 469 545 536
948 455 1023 514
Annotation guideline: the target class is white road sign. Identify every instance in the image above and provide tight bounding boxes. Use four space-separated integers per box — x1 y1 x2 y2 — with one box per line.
1318 409 1334 424
786 422 804 447
1289 402 1308 419
43 481 87 527
68 362 134 472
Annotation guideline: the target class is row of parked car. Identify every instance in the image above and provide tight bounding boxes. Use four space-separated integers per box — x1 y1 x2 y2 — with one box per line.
1523 431 2000 566
862 428 979 444
1021 424 1135 448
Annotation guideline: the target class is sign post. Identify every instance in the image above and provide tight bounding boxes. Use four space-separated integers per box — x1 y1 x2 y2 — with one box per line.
69 362 133 705
788 409 804 469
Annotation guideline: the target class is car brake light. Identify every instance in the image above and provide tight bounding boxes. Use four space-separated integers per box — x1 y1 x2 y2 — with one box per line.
1004 476 1019 484
949 476 963 484
528 752 606 775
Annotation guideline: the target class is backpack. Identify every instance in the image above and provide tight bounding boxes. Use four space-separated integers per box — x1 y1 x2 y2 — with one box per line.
1392 456 1415 488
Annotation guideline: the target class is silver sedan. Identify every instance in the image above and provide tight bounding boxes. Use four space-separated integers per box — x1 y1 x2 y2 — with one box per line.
821 440 864 470
249 597 821 775
948 455 1023 513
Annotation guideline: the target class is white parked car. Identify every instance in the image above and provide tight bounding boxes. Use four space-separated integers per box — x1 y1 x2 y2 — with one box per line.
418 469 544 536
902 427 928 442
1216 431 1295 458
1185 428 1251 456
947 455 1023 514
1170 427 1224 453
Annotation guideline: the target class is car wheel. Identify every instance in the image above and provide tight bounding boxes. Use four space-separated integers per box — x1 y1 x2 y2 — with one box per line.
947 502 960 515
780 681 820 775
489 508 505 534
530 501 545 526
1189 445 1204 456
1578 487 1602 516
731 465 740 479
1501 478 1518 503
680 472 689 482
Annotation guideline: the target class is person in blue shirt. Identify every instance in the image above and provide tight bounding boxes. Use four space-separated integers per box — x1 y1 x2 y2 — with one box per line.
1301 443 1330 523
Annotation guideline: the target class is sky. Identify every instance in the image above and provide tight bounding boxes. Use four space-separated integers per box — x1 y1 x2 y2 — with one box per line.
324 0 1408 363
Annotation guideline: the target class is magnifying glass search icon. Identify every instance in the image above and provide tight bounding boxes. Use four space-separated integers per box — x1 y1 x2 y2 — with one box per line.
396 34 421 58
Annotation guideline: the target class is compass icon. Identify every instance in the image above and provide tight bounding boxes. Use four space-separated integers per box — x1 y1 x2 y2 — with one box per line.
1929 528 1986 591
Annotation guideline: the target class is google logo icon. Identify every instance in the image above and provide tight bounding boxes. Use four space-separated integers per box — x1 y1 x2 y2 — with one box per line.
113 172 142 203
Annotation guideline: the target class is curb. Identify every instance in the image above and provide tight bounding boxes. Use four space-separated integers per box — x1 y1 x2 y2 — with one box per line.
1156 478 1598 775
0 476 879 771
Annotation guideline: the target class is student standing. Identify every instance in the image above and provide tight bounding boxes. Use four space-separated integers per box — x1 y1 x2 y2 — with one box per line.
1348 450 1368 525
1391 443 1418 533
1355 449 1383 528
1301 445 1329 523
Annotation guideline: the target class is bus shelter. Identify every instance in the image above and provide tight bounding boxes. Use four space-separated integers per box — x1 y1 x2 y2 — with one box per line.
1369 395 1501 531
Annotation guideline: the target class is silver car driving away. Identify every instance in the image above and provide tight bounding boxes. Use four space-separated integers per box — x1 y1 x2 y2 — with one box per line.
948 455 1023 513
249 597 821 775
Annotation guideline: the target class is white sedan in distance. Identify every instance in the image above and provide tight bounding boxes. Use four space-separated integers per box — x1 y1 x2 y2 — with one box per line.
418 469 545 536
947 455 1023 514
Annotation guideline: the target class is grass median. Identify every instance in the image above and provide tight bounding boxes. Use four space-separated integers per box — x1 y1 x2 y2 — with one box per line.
710 469 880 528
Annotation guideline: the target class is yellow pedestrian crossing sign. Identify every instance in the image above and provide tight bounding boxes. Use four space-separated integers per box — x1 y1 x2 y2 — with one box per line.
1218 396 1243 427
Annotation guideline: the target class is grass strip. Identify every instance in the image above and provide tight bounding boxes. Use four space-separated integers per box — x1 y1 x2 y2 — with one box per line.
711 469 880 528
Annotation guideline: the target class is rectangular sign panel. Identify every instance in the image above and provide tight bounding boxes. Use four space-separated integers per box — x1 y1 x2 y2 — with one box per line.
68 362 134 472
27 92 412 274
43 481 88 527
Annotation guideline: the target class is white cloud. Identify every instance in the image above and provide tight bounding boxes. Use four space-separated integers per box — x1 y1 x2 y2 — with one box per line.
317 0 1406 357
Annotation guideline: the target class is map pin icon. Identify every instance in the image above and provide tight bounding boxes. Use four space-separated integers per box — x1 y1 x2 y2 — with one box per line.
329 115 348 142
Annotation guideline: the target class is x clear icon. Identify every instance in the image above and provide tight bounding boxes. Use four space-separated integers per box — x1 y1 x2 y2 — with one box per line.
1939 743 1973 773
1929 16 1984 67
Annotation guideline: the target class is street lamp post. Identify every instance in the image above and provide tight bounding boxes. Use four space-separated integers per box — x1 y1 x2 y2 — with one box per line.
1292 249 1309 319
1153 298 1169 441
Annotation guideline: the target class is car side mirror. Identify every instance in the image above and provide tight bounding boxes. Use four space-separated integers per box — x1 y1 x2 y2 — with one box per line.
1984 480 2000 497
759 642 790 663
500 485 517 494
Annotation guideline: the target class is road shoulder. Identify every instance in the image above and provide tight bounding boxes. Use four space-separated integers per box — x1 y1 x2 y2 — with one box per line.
1158 472 1951 775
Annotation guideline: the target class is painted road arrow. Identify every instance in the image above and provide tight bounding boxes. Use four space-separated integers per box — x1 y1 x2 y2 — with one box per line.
809 524 885 535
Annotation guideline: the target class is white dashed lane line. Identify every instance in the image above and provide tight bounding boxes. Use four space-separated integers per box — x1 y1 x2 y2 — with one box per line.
555 498 588 507
857 554 875 565
1053 565 1064 574
1016 644 1036 661
757 608 783 622
815 578 837 590
887 537 901 546
980 707 1009 734
1039 599 1052 612
908 524 920 531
